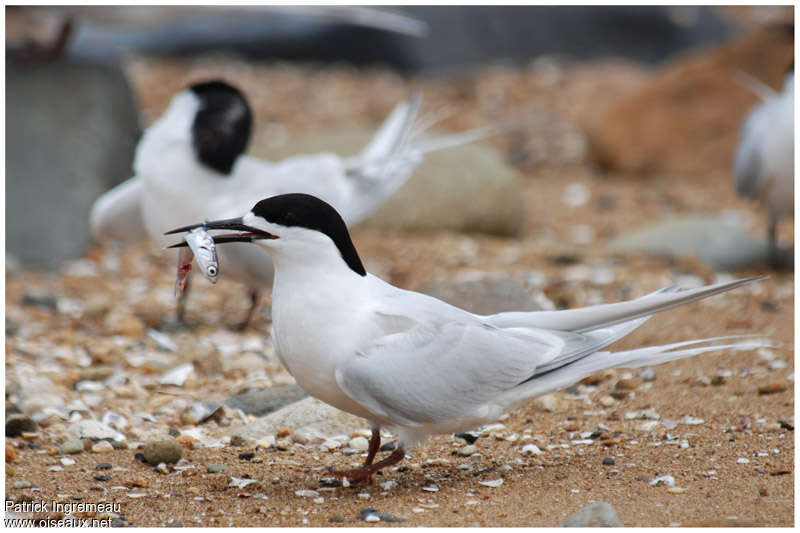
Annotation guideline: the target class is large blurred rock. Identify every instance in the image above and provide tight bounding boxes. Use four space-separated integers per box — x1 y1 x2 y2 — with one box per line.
584 26 793 178
6 58 140 270
231 397 365 440
421 278 545 315
608 214 774 270
256 127 523 237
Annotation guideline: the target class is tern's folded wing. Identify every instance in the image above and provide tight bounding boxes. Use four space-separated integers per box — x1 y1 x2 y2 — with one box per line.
334 321 601 427
89 177 146 243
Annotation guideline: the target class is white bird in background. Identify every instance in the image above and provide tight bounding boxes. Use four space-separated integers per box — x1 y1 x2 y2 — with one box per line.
167 193 765 483
90 80 505 328
733 69 794 268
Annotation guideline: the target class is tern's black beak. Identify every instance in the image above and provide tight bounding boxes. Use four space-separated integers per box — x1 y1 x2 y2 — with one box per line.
165 217 278 248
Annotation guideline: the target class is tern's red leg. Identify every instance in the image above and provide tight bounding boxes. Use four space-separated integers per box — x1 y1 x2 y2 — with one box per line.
331 447 406 484
364 427 381 466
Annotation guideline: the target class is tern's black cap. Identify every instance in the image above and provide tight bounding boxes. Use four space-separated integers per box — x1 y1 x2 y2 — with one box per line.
190 80 253 175
252 194 366 277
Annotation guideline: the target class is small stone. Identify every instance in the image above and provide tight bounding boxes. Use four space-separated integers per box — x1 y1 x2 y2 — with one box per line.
60 457 76 466
181 402 222 425
96 462 113 470
380 441 396 452
637 368 656 382
534 394 561 412
59 439 85 455
649 474 676 487
142 438 183 465
295 489 320 498
275 439 292 451
598 396 616 408
229 477 260 489
711 375 726 386
348 436 369 451
92 440 114 453
602 457 615 466
106 313 146 338
453 432 479 444
6 444 19 462
456 444 478 456
681 416 704 425
478 478 504 488
737 457 750 464
13 480 33 489
521 443 543 455
6 414 38 437
156 462 170 474
94 474 112 482
207 464 227 473
422 484 439 492
238 452 255 461
159 363 194 387
758 383 787 395
256 435 276 449
667 487 687 494
561 502 623 527
616 378 642 390
230 434 249 447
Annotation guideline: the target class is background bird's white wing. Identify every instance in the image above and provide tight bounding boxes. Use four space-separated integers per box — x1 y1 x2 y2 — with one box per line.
335 320 606 427
733 105 769 199
89 177 146 243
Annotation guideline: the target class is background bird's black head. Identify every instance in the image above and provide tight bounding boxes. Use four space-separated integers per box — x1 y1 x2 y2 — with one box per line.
190 80 253 175
251 194 366 276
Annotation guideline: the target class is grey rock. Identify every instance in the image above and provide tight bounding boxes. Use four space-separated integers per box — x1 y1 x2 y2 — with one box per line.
224 384 308 417
59 440 85 455
232 397 366 440
608 214 774 271
257 128 523 237
561 501 623 527
6 414 38 437
21 288 59 310
207 464 227 473
67 420 125 442
421 278 544 315
359 508 405 522
6 58 139 270
142 438 183 465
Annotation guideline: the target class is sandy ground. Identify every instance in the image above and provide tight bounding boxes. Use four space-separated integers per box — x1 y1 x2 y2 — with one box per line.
5 52 794 527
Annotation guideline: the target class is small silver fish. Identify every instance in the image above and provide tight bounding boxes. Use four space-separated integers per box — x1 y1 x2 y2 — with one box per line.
174 227 219 298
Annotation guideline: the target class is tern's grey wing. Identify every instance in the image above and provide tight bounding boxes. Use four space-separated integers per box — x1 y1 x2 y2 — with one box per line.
335 321 603 427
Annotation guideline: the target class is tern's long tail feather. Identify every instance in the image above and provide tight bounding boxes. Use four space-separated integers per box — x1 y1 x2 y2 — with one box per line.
89 177 146 243
504 335 769 405
486 276 766 334
343 93 510 225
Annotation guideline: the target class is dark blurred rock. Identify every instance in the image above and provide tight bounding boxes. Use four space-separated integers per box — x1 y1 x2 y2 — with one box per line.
584 26 793 177
6 57 140 270
421 278 544 315
64 6 734 70
224 384 308 417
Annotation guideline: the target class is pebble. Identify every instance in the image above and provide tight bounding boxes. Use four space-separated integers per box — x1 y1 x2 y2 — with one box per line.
681 416 704 425
625 409 660 420
181 402 222 425
230 434 249 447
359 508 404 523
96 462 113 470
92 440 114 453
348 436 369 451
453 432 479 444
602 457 615 465
6 444 19 462
667 487 688 494
521 443 543 455
159 363 194 387
21 288 58 309
637 368 656 381
737 457 750 464
156 462 170 474
320 439 342 451
295 489 320 498
6 414 38 437
275 439 292 451
561 502 623 527
598 395 616 407
422 484 439 492
59 439 85 455
13 480 33 489
649 474 676 487
758 383 787 395
256 435 276 449
207 464 226 473
456 444 478 456
228 477 259 489
478 478 504 488
142 438 183 465
60 457 76 466
68 420 123 442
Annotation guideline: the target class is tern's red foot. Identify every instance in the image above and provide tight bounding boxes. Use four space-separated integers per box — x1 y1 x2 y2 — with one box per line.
330 448 406 484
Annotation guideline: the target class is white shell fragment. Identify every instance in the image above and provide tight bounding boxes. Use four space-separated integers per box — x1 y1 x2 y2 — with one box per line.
478 478 504 488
